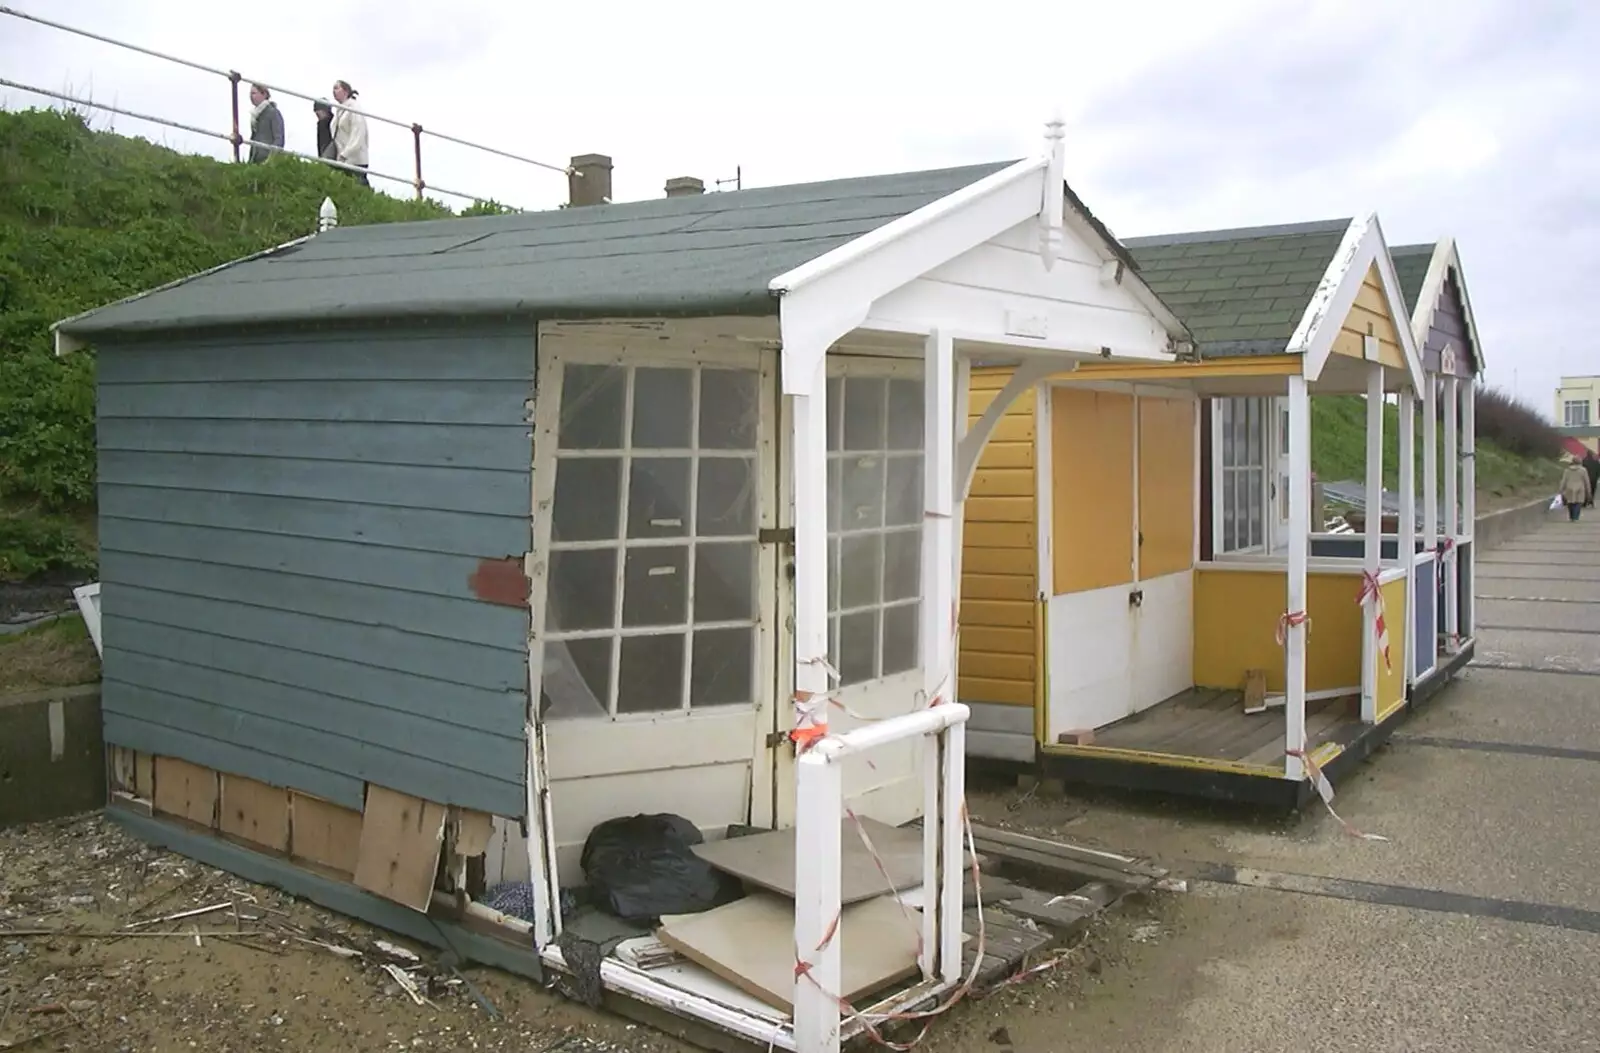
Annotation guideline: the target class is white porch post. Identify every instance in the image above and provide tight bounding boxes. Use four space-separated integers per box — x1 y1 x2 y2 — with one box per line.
1460 380 1476 641
791 356 841 1053
1442 377 1460 650
1423 379 1438 557
1360 362 1383 722
921 330 956 706
1284 375 1311 780
1398 390 1416 689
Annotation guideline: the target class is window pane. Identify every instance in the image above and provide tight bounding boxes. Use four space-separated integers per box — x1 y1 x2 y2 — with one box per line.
884 455 922 526
1246 470 1263 548
552 457 621 542
1221 470 1238 552
885 379 924 451
547 550 616 631
691 627 753 707
1220 401 1236 466
622 546 688 626
699 369 758 450
617 634 685 713
627 457 691 538
839 534 883 610
840 455 886 530
694 542 756 622
558 364 626 450
632 367 693 449
827 456 842 533
826 377 843 452
1246 399 1263 467
838 609 879 685
882 603 918 676
882 529 920 603
827 537 840 611
697 457 756 537
540 638 611 720
842 377 887 452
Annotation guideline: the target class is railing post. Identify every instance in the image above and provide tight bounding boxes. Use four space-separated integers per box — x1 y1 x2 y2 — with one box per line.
228 70 242 162
938 720 965 983
793 750 842 1053
412 123 425 199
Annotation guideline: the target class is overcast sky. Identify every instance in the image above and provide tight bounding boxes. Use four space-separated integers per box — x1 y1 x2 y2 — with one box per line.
2 0 1595 414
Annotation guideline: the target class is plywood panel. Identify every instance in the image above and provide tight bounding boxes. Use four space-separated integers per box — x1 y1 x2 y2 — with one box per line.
220 773 290 852
153 756 218 827
1138 396 1196 580
354 784 449 911
291 791 365 876
1052 387 1134 594
1192 569 1366 693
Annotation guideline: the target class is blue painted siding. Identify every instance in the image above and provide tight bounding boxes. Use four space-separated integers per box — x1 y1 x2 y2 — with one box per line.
95 325 533 816
1413 560 1435 679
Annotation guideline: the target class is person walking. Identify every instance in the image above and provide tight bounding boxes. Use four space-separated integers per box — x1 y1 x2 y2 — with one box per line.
313 98 337 163
246 83 284 163
330 79 370 186
1584 448 1600 509
1559 455 1592 521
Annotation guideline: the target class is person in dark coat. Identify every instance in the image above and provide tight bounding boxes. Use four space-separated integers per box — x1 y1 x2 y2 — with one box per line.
246 83 285 163
1584 449 1600 508
313 99 337 162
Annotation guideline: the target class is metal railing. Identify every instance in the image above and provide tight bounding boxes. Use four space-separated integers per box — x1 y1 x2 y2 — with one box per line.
0 3 571 207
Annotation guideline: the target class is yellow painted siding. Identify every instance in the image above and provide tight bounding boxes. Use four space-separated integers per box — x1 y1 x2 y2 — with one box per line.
1137 396 1195 579
1331 263 1406 370
1192 569 1370 693
1375 576 1408 720
1052 387 1135 594
959 368 1038 707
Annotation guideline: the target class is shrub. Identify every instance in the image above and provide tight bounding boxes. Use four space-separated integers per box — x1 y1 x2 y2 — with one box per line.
1473 385 1562 461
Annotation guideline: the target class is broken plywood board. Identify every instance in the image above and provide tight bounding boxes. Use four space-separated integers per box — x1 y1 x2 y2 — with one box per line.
290 791 363 875
657 892 921 1013
220 773 290 852
152 756 218 828
694 817 968 905
353 784 449 911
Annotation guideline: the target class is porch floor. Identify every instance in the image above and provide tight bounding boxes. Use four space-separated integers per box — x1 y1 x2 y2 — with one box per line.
1089 686 1365 770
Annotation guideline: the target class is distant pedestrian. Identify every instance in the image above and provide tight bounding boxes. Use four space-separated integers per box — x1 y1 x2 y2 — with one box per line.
330 79 369 187
1559 456 1592 521
312 99 337 162
246 83 284 163
1584 448 1600 509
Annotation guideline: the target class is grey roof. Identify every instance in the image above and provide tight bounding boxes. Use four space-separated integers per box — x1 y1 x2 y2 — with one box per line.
1121 218 1351 358
58 161 1015 337
1389 242 1435 317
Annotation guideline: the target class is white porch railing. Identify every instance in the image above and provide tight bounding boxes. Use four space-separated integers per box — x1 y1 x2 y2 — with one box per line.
793 702 971 1053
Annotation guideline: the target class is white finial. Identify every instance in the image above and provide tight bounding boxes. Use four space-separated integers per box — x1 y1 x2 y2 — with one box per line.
318 197 339 233
1039 112 1066 271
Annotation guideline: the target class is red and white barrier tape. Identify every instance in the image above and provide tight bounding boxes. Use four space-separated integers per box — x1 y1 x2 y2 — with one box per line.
1287 747 1387 841
1356 570 1392 672
1275 609 1311 646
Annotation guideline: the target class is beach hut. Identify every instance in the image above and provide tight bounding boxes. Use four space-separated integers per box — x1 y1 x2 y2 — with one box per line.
958 216 1451 807
53 122 1188 1052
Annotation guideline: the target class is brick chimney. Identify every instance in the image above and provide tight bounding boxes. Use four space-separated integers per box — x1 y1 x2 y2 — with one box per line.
567 154 612 207
664 176 705 198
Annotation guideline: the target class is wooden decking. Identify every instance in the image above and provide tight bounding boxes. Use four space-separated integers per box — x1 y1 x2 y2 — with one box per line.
1090 686 1366 769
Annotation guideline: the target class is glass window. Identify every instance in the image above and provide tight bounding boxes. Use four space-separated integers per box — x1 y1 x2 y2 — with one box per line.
1217 397 1269 553
1564 400 1592 428
541 363 762 719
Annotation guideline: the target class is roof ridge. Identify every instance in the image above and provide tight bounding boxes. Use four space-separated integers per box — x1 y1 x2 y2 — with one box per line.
1122 217 1352 248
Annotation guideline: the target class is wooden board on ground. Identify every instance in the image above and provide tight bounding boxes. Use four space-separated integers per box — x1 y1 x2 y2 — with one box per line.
290 791 363 876
219 773 290 851
353 784 448 911
693 817 961 905
152 756 218 828
656 893 921 1012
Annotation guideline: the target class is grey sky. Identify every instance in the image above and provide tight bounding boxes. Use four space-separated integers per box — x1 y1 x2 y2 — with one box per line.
2 0 1594 413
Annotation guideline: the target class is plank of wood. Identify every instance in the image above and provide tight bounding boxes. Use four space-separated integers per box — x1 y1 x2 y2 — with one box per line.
656 893 921 1013
454 808 496 857
290 791 363 876
354 784 449 912
693 818 942 905
219 774 290 852
1000 881 1119 935
152 756 218 828
969 834 1156 892
966 825 1166 881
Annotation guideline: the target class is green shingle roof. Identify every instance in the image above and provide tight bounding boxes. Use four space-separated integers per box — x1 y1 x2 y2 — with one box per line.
1389 242 1434 317
1122 219 1352 358
57 161 1016 338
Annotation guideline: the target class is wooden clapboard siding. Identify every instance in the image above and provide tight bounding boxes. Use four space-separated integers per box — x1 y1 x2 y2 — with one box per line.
959 368 1039 707
1052 387 1135 594
95 325 533 816
1330 263 1406 370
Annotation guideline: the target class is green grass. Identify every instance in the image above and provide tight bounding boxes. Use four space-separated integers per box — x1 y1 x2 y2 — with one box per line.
0 612 100 692
0 106 501 582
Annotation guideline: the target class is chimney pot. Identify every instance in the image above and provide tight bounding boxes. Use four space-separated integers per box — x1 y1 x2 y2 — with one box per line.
568 153 613 208
664 176 705 198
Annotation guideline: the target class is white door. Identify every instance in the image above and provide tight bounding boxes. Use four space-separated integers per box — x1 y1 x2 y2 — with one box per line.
782 354 928 827
531 343 780 884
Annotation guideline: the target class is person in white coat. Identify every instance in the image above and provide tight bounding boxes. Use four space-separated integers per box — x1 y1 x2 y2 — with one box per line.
330 79 370 186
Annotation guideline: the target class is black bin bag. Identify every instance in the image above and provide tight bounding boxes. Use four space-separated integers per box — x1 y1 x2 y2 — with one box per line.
580 813 742 924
